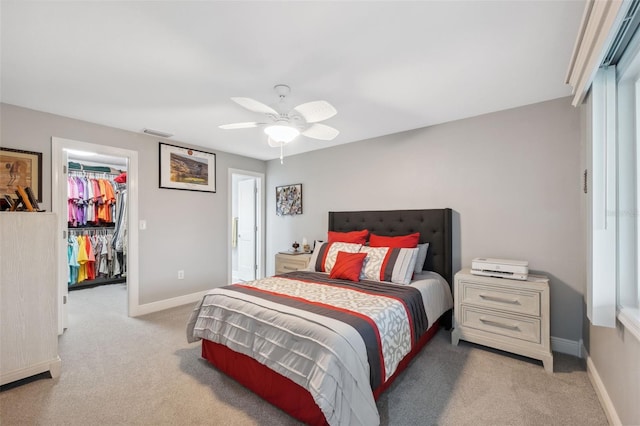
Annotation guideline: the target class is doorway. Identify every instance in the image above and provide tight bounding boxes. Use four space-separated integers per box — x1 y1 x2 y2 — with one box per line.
229 169 264 283
52 137 139 334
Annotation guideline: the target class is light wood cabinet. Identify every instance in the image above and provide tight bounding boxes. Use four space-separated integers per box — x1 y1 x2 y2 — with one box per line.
451 268 553 373
275 252 312 275
1 212 61 385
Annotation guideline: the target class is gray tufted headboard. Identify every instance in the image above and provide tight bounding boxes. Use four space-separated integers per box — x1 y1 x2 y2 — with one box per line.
328 208 453 287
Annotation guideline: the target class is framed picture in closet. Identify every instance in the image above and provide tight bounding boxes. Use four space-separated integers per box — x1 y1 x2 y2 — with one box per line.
159 143 216 193
0 147 42 201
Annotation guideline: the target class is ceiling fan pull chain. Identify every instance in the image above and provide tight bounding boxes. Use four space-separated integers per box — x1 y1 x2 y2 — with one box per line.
280 143 284 164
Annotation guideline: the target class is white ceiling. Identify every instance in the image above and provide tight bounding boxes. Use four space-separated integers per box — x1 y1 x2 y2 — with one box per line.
1 1 585 161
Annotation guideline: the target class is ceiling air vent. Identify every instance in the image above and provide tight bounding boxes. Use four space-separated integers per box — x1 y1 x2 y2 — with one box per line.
142 128 173 138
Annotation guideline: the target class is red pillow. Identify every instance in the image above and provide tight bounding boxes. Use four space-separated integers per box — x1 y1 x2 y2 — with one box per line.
329 251 368 282
327 229 369 244
369 232 420 248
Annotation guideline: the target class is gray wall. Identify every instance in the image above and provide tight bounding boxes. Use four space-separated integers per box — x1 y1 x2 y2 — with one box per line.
586 324 640 424
266 97 584 343
6 96 636 421
0 103 266 304
3 97 589 343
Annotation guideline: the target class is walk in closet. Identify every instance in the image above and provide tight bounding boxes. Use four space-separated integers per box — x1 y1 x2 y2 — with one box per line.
66 155 128 291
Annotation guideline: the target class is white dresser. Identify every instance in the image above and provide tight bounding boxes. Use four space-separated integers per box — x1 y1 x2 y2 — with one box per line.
451 268 553 373
275 252 312 274
1 212 61 385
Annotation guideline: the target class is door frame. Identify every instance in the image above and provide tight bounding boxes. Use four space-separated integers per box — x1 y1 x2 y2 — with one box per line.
51 137 140 334
228 169 265 283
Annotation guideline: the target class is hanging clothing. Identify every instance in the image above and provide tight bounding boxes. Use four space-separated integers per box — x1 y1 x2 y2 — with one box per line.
68 237 79 285
67 229 124 286
113 188 127 253
67 174 119 226
66 167 127 287
76 235 89 283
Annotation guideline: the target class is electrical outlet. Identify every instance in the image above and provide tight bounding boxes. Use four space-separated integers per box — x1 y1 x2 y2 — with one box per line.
178 270 184 280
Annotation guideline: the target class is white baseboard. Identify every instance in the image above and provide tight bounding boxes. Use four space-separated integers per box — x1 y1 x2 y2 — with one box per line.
551 336 581 357
129 290 208 317
582 342 622 426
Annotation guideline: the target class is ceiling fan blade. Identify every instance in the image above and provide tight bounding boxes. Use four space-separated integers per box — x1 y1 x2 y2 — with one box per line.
292 100 337 123
231 97 278 115
219 122 262 130
301 123 340 141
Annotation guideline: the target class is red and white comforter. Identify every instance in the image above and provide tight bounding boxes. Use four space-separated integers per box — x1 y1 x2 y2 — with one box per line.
187 270 452 426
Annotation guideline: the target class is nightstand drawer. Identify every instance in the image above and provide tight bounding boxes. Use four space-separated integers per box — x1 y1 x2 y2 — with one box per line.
277 260 305 273
460 306 541 344
460 281 540 316
275 253 311 274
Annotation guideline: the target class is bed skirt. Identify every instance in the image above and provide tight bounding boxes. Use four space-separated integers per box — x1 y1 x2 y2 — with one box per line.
201 318 442 425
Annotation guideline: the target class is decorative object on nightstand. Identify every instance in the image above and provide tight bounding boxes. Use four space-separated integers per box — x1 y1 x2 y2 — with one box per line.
292 241 300 252
451 268 553 373
470 257 529 281
275 252 312 274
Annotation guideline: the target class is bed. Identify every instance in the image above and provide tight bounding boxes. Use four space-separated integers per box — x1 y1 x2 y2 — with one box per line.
187 208 453 426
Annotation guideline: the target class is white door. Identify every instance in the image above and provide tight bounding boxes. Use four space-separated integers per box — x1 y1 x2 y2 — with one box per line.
237 178 256 281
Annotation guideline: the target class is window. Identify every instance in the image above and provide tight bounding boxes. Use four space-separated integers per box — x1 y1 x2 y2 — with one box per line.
614 38 640 339
588 67 618 328
588 28 640 340
572 0 640 340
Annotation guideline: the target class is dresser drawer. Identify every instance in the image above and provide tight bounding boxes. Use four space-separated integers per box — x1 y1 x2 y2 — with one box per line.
459 306 541 344
459 280 540 316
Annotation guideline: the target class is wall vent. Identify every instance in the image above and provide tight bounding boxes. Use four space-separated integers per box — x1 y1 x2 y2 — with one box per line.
142 128 173 138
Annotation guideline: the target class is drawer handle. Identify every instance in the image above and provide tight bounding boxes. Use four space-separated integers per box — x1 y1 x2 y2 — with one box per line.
479 294 520 304
479 317 520 330
283 266 296 270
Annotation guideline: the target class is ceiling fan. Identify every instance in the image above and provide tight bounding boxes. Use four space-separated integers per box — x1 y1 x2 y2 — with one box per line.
219 84 339 162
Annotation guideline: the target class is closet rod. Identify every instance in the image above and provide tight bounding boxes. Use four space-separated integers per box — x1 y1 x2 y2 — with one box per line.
68 170 121 177
68 225 115 231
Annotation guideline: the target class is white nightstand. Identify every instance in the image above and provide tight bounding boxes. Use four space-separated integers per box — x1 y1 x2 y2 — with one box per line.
451 268 553 373
275 252 312 275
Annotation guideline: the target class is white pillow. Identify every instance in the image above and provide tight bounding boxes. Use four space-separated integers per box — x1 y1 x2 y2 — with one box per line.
306 241 362 273
359 246 419 285
414 243 430 273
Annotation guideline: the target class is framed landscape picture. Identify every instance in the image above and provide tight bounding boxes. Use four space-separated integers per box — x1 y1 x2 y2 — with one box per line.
159 142 216 193
276 183 302 216
0 147 42 201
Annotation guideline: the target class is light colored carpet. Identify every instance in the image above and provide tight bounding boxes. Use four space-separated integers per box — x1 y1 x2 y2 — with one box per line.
0 284 608 425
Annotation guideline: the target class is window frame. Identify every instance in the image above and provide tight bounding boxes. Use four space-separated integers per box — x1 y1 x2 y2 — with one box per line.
610 30 640 340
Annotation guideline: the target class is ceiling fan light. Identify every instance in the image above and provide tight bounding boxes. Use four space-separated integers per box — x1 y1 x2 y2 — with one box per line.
264 125 299 143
